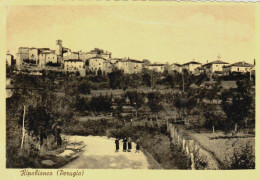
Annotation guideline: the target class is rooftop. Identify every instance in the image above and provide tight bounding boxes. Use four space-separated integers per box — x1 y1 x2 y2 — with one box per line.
226 61 254 68
203 60 229 67
183 61 202 65
64 59 84 62
148 64 165 66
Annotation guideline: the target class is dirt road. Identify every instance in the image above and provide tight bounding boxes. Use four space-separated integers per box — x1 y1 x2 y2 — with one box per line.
62 136 150 169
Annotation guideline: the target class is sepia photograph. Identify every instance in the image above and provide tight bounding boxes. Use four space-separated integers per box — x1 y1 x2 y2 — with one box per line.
4 3 256 171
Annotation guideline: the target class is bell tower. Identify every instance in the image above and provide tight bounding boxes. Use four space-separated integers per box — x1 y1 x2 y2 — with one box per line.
55 40 63 65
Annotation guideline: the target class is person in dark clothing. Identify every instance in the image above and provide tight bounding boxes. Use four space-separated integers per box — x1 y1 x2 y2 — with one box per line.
123 138 127 152
135 139 140 153
56 126 62 147
127 137 132 152
115 138 119 152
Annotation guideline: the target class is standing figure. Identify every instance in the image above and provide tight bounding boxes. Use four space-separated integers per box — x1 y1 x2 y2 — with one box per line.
127 137 132 152
115 138 119 152
56 126 62 147
135 139 140 153
123 138 127 152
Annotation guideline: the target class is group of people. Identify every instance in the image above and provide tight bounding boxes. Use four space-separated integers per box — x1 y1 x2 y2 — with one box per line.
115 137 140 153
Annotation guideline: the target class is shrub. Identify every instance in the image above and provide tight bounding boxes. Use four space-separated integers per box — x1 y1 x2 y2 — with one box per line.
225 142 255 169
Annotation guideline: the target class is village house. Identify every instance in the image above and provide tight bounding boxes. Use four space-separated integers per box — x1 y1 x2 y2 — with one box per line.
169 63 182 73
222 61 254 75
203 60 229 75
64 59 85 71
194 67 206 76
28 48 39 63
63 51 79 61
6 53 14 66
87 57 106 74
16 47 29 67
110 58 121 64
182 61 202 74
115 58 144 74
147 64 165 73
103 61 113 74
39 50 58 67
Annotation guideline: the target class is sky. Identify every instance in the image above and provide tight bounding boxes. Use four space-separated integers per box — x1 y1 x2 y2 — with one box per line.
6 5 256 64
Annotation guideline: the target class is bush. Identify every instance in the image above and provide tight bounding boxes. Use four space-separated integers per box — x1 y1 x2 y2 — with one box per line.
225 142 255 169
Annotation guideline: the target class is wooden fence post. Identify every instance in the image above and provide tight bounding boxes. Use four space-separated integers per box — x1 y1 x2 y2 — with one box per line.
20 105 26 149
182 138 186 151
190 153 196 170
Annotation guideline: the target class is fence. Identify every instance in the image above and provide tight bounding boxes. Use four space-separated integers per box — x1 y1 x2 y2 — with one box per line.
167 122 220 170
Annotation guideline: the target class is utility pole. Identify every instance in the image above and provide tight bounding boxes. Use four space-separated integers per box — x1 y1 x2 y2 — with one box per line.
20 105 26 149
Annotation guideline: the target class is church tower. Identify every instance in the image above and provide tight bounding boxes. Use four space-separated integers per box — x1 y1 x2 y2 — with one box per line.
55 40 63 65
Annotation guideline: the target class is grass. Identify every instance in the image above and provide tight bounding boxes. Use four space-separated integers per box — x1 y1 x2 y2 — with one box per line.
181 127 255 169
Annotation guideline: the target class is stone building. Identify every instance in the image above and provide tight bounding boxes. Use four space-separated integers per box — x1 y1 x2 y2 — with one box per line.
203 60 229 75
87 57 106 74
6 53 14 66
39 50 58 67
64 59 85 71
147 64 165 73
182 61 202 74
16 47 29 66
170 63 182 73
28 48 39 63
115 58 143 74
222 61 253 75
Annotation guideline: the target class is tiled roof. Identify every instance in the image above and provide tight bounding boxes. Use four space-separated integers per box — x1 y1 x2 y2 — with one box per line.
183 61 202 65
120 59 143 63
149 64 165 66
203 60 229 67
229 61 254 67
87 56 107 60
64 59 83 62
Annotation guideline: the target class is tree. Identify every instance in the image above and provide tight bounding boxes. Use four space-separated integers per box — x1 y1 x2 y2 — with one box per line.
164 74 175 88
126 91 145 118
147 91 163 126
221 79 253 134
202 104 223 138
173 92 187 119
108 69 124 89
78 80 91 94
90 94 112 112
121 75 131 91
142 72 151 87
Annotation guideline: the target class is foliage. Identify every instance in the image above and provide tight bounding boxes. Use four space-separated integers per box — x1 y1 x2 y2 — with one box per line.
142 72 151 87
108 69 124 89
225 142 255 169
90 95 112 112
147 91 163 113
221 79 253 132
77 80 91 94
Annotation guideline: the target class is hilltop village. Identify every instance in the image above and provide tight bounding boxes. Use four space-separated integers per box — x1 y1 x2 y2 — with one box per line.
6 40 255 78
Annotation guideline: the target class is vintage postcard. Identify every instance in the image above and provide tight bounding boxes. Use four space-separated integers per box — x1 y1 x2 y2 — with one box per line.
0 0 260 180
